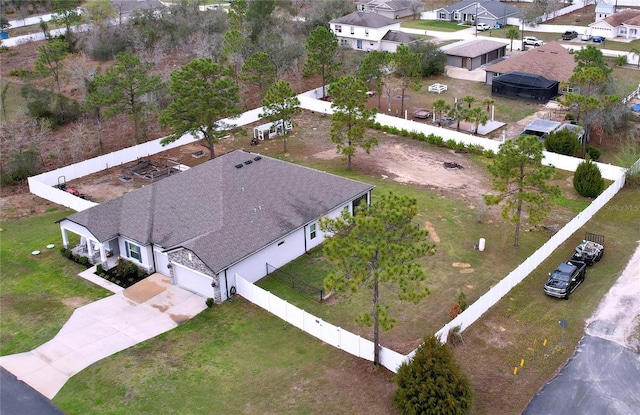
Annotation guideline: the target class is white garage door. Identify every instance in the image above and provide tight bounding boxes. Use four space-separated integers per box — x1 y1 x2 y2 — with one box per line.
173 263 214 298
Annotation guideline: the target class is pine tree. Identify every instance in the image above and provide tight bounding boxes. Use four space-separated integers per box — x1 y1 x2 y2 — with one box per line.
573 157 604 198
394 335 473 415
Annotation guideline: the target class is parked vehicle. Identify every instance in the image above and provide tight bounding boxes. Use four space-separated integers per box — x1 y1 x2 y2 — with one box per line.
493 22 504 29
581 33 591 41
523 36 543 46
571 233 604 266
544 260 587 299
438 116 454 126
592 36 606 43
562 31 578 40
476 23 491 31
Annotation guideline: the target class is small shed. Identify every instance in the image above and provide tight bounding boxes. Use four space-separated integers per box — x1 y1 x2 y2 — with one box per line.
253 119 292 141
442 39 506 71
491 72 559 103
521 119 562 139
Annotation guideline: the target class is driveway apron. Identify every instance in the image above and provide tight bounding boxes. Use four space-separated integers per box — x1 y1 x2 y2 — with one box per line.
0 274 206 399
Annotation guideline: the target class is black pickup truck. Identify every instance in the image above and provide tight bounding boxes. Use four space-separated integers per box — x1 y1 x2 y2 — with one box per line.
544 260 587 299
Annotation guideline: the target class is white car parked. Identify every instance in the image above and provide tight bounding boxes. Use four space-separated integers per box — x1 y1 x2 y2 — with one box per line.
476 23 491 31
523 36 544 46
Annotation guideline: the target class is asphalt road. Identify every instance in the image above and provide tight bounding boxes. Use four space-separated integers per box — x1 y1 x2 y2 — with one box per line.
0 368 65 415
523 335 640 415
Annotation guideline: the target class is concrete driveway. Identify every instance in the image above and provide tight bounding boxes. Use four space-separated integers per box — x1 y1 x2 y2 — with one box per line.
0 274 206 399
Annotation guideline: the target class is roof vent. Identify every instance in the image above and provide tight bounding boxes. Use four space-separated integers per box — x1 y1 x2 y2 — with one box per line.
244 160 253 165
235 164 243 169
254 156 262 161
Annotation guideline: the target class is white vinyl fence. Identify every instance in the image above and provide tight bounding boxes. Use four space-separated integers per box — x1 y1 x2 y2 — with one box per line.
236 275 407 373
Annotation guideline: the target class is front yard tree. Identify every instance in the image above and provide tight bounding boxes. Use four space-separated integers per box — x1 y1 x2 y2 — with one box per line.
319 192 435 366
259 80 300 153
91 51 161 144
391 44 422 118
357 50 390 110
160 58 241 159
304 26 340 99
506 27 519 51
484 135 561 247
328 76 377 170
394 335 473 415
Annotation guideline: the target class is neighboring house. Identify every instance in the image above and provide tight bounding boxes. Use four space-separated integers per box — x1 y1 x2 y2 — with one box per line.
588 9 640 40
441 39 506 70
594 3 615 22
59 150 374 304
484 41 576 86
356 0 424 19
434 0 519 27
329 11 418 52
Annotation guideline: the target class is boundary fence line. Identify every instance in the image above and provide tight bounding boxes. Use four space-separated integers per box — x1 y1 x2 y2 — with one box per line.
26 87 637 371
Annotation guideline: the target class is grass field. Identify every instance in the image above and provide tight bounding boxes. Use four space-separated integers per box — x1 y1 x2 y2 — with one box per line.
0 209 110 355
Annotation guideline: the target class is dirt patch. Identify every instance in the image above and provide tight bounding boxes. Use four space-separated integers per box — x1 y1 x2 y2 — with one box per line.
123 278 166 304
61 297 91 308
459 268 475 274
452 262 471 268
424 221 441 243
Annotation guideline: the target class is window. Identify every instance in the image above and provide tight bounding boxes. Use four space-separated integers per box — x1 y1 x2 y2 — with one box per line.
365 28 369 36
340 39 348 46
335 24 342 33
438 12 446 19
350 26 355 35
310 223 317 240
357 39 363 49
125 241 141 262
453 12 460 20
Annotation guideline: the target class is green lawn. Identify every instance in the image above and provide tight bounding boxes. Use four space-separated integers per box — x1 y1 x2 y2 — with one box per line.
0 209 110 355
401 20 469 32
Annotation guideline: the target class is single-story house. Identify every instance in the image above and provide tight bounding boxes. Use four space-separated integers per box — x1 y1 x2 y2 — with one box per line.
59 150 374 304
441 39 506 70
484 41 576 87
434 0 518 27
491 72 559 102
588 9 640 40
356 0 424 20
329 11 418 52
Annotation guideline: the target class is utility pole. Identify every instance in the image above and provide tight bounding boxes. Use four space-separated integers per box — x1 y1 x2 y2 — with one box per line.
475 1 478 38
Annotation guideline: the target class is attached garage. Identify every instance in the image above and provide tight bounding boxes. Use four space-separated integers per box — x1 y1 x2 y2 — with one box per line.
172 262 215 298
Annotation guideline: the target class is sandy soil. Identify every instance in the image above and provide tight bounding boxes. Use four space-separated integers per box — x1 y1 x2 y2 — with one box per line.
585 243 640 351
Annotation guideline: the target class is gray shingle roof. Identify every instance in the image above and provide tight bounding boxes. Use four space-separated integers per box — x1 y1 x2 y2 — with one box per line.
439 0 518 18
381 30 418 43
330 11 398 28
65 150 374 273
443 39 506 58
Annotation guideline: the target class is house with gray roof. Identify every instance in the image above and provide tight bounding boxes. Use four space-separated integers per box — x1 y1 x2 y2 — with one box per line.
59 150 374 303
434 0 518 27
441 39 506 70
330 11 418 52
356 0 424 20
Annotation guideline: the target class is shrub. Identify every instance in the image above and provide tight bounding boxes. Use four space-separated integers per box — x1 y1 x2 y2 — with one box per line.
0 150 43 186
96 264 106 276
394 335 473 415
586 146 601 161
400 128 410 137
9 68 30 78
445 139 457 149
449 303 462 319
205 298 214 308
483 149 496 158
21 84 81 127
113 258 147 281
427 133 443 146
614 54 627 66
573 157 605 198
466 144 485 155
545 129 580 156
457 291 468 311
78 256 90 268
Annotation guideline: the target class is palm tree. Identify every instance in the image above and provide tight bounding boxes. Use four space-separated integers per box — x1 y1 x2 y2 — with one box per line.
481 97 494 113
630 47 640 69
432 98 449 124
506 27 519 52
463 95 475 108
465 107 489 135
448 102 466 132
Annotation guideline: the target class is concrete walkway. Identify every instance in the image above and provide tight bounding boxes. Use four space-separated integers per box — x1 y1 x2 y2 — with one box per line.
0 274 207 399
